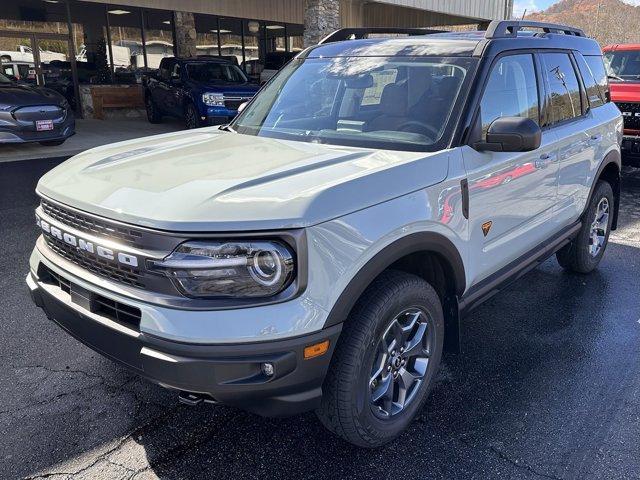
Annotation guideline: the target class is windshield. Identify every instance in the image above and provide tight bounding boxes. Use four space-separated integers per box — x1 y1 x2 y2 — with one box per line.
231 56 475 151
604 50 640 79
186 62 247 84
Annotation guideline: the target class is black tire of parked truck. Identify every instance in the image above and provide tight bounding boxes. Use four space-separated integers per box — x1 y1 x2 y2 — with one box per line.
145 94 162 124
317 270 444 448
556 180 614 274
184 102 201 129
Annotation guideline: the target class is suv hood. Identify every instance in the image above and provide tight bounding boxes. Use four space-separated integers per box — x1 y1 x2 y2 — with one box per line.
37 128 450 231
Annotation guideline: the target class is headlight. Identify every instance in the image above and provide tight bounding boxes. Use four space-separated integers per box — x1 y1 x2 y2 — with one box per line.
149 240 295 298
202 92 225 106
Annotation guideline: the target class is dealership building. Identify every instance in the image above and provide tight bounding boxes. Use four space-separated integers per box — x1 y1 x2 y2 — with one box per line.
0 0 513 118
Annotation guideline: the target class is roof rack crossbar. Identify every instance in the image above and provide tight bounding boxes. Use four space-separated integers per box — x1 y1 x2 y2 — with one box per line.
318 27 448 45
485 20 585 39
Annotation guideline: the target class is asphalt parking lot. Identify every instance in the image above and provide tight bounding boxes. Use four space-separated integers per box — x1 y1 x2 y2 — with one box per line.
1 158 639 480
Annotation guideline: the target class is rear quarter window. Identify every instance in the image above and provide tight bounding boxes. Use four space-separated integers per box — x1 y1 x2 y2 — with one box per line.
575 53 605 108
584 55 610 104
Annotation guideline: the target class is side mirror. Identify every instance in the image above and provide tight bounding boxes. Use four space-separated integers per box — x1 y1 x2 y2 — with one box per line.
237 101 248 114
474 117 541 153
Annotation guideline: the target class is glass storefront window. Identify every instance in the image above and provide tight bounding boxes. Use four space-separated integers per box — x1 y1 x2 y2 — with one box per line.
70 2 110 84
194 14 220 58
107 5 144 83
218 18 243 66
287 24 304 52
265 23 286 53
143 9 174 70
243 20 262 81
0 0 68 34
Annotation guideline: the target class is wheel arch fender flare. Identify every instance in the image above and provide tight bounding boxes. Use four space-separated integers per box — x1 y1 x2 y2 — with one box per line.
323 232 466 328
588 149 621 229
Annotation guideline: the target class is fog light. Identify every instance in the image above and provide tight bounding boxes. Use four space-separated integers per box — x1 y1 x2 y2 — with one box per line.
261 362 275 377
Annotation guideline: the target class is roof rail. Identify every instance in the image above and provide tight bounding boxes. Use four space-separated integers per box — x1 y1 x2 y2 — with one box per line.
485 20 585 39
318 27 447 45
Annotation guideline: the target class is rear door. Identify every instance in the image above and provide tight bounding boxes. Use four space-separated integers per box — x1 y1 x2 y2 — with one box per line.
538 52 596 227
461 52 559 285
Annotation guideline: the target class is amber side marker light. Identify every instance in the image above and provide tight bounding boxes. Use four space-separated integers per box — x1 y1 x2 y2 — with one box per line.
304 340 330 359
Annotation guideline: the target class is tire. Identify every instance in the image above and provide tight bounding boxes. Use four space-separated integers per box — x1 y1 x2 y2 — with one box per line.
556 180 614 274
184 102 201 129
145 95 162 124
0 55 10 62
317 270 444 448
39 139 66 146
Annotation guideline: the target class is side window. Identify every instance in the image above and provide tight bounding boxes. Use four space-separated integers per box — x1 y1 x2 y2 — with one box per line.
574 53 604 108
480 54 539 136
540 53 582 124
361 69 398 106
585 55 610 104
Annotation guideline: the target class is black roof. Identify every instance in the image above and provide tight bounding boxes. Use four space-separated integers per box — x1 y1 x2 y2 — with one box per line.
303 20 603 59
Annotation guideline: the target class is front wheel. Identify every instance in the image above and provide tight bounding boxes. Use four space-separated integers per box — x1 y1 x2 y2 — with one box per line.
556 180 614 273
184 102 201 129
317 270 444 447
145 95 162 124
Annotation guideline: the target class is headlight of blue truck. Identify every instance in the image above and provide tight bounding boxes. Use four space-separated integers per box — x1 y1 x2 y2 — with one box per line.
202 92 225 107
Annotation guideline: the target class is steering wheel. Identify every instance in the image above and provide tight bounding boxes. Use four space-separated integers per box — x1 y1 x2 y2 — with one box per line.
397 121 439 141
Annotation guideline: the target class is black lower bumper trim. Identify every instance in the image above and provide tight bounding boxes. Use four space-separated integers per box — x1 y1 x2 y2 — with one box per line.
28 273 342 417
621 136 640 167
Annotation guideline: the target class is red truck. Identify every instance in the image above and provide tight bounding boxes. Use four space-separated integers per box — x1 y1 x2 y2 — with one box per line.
603 44 640 166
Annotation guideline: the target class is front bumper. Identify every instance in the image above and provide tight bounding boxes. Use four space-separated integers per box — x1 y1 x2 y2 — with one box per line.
621 134 640 167
202 106 238 126
26 266 341 417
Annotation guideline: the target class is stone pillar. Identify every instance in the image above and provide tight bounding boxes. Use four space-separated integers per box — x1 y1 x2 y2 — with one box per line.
173 11 197 57
303 0 340 47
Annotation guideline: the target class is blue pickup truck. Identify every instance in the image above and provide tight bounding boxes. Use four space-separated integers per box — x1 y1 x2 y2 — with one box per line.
143 56 259 128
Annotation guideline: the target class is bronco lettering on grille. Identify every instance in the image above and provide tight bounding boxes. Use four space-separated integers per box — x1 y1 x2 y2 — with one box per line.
36 214 139 268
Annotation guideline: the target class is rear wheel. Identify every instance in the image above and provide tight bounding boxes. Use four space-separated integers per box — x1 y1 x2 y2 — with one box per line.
145 95 162 124
556 180 614 273
317 270 444 447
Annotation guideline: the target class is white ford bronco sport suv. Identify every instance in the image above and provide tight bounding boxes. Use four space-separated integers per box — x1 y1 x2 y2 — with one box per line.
27 21 622 447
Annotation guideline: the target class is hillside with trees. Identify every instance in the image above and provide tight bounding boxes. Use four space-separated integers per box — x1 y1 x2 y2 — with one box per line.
524 0 640 46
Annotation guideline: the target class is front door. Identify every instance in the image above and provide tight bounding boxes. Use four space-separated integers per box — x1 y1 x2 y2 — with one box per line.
462 52 559 286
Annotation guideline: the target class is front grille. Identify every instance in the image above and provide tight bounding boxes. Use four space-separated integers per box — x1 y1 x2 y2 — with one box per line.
224 96 252 110
39 264 141 330
14 105 65 122
41 199 143 247
615 102 640 130
43 234 145 288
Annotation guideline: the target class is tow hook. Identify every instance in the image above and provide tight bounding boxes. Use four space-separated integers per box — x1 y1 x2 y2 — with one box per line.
178 391 218 406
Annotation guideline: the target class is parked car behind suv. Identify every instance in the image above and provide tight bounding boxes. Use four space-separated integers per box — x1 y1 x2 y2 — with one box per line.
28 21 622 448
0 71 74 145
603 43 640 166
143 56 259 128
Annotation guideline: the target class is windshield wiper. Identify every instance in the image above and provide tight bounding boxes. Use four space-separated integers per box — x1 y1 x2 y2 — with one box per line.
608 73 624 81
219 124 236 133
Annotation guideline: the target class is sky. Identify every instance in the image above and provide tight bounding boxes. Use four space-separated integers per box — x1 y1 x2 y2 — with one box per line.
513 0 640 18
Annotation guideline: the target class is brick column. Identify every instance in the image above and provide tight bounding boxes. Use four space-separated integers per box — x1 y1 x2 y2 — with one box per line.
304 0 341 47
173 11 197 57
